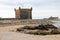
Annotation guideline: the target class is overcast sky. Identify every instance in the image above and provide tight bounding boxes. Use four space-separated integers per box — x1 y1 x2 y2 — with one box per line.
0 0 60 19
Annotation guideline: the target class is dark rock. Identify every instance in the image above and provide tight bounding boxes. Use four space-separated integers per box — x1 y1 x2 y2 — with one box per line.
16 24 59 35
16 24 58 32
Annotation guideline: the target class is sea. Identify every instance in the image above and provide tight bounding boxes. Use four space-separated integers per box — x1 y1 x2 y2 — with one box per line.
52 20 60 28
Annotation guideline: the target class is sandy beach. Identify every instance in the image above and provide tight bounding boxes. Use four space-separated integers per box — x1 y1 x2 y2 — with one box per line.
0 25 60 40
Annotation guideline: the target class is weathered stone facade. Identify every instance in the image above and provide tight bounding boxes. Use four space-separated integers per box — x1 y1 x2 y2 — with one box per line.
14 7 32 19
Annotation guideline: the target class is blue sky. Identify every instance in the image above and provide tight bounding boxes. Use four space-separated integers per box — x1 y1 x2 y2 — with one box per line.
0 0 60 19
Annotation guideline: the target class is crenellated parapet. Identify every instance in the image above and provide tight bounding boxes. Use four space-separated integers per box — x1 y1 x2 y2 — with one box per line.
14 7 32 19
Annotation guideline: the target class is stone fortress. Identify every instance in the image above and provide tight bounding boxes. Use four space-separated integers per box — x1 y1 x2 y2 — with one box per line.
14 7 32 19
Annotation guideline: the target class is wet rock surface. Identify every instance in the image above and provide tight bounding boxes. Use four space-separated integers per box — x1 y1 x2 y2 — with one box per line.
16 24 58 35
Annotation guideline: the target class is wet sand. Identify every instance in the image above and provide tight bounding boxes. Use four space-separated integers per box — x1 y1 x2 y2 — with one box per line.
0 25 60 40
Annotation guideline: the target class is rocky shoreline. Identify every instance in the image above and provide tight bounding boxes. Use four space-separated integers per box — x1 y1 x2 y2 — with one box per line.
16 24 60 35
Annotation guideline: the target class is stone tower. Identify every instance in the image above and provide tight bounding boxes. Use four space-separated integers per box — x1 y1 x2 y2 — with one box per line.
14 7 32 19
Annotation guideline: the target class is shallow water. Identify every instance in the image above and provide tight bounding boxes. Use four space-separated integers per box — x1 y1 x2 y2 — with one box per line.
52 20 60 28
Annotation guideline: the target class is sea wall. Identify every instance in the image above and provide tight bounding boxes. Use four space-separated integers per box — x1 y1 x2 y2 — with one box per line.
0 19 53 25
